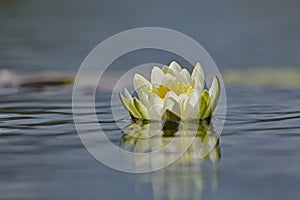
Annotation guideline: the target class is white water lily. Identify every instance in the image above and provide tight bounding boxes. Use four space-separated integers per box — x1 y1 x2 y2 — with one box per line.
119 61 220 121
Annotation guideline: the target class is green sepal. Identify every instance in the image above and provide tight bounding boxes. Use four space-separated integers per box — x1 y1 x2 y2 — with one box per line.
203 77 220 119
162 65 169 74
133 97 149 120
199 90 210 119
162 109 181 122
119 93 141 119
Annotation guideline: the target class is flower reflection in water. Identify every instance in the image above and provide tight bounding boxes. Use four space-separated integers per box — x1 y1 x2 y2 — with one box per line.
121 121 220 200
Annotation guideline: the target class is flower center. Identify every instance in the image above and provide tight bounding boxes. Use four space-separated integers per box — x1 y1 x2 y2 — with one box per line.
150 82 194 99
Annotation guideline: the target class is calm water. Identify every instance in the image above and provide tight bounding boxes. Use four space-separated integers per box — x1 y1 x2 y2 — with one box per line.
1 86 300 200
1 0 300 200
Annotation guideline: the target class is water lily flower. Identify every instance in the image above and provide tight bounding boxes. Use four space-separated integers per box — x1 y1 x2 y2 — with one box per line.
119 61 220 121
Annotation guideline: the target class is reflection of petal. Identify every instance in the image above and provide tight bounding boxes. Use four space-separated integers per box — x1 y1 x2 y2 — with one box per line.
148 159 219 200
130 121 221 200
121 121 220 164
124 122 163 139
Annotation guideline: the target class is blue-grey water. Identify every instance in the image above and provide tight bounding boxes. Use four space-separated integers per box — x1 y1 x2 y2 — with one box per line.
1 0 300 200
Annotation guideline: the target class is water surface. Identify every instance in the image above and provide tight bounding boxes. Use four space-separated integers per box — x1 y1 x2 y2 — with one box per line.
0 85 300 200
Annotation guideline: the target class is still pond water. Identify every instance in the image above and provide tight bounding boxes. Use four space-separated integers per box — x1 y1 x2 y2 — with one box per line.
1 82 300 200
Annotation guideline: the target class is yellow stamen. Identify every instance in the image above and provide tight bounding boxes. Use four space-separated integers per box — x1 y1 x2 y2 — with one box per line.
150 85 170 98
150 82 194 99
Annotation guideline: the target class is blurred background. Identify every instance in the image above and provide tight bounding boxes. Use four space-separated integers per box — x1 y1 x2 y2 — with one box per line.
0 0 300 200
1 0 300 73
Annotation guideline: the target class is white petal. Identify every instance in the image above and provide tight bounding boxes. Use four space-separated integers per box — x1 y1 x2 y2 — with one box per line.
167 67 187 83
133 74 151 107
194 81 204 93
179 94 188 116
209 76 220 110
184 98 200 120
188 89 201 108
179 93 188 104
161 73 176 88
164 91 179 102
148 94 163 120
133 74 150 93
191 63 205 90
182 103 191 120
162 92 181 118
189 103 201 119
180 68 192 84
183 89 202 120
151 66 165 85
168 61 182 72
148 93 163 106
148 105 162 121
124 88 134 103
137 90 150 108
191 63 205 80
